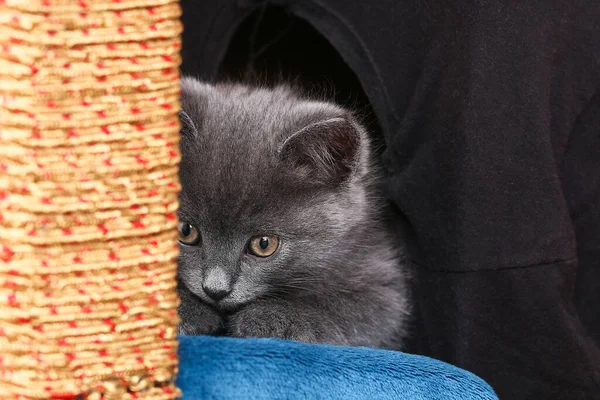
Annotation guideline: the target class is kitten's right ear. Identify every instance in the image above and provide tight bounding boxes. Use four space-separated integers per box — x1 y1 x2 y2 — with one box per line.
279 117 363 186
179 109 197 138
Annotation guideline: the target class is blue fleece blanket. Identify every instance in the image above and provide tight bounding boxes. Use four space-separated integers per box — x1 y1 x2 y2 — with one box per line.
177 336 498 399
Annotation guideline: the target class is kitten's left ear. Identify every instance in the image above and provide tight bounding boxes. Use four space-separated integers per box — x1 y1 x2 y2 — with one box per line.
179 109 197 138
279 117 363 185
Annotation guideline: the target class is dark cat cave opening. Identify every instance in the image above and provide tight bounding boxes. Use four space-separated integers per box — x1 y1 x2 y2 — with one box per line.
217 6 386 155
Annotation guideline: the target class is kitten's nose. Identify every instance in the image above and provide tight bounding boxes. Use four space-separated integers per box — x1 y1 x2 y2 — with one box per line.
202 267 232 301
202 285 230 301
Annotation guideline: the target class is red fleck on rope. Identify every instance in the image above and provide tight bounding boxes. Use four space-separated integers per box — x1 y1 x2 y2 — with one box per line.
0 0 183 398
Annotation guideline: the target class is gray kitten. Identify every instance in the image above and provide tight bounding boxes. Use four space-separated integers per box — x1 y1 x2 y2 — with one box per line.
176 77 410 349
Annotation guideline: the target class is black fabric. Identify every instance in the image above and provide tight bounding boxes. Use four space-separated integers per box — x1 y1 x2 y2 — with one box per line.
180 1 600 398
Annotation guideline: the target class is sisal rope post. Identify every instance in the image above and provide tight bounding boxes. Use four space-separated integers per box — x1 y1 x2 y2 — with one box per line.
0 1 183 398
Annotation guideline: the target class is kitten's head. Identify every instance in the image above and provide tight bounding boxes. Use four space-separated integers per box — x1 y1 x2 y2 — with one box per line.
177 78 374 311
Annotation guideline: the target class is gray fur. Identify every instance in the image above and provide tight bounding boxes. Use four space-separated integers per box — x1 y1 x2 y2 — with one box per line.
176 77 410 349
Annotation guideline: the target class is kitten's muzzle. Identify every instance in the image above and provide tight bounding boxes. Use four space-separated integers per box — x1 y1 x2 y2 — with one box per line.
202 267 233 302
203 285 230 301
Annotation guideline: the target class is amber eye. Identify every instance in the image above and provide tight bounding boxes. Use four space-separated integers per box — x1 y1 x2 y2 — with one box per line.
247 236 280 257
177 222 200 245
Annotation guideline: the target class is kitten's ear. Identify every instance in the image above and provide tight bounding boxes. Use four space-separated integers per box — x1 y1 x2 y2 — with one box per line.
279 117 363 185
179 109 197 138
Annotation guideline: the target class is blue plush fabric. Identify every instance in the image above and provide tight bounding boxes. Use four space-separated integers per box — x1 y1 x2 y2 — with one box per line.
177 336 498 399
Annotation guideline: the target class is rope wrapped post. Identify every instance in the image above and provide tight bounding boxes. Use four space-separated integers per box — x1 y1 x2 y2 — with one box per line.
0 1 183 398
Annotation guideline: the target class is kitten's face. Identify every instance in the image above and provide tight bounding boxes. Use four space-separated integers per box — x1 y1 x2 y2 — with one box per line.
177 79 368 311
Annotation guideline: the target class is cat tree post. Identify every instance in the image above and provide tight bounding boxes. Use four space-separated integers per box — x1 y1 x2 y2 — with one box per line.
0 1 182 398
